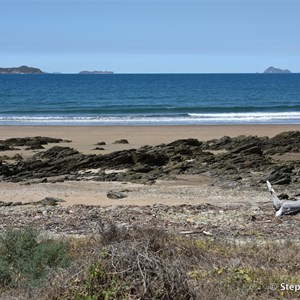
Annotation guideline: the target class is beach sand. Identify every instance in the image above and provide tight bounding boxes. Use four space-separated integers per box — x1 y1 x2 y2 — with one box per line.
1 124 300 154
1 124 300 207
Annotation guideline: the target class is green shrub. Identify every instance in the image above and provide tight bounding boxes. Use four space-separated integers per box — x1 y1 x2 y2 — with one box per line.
0 227 70 288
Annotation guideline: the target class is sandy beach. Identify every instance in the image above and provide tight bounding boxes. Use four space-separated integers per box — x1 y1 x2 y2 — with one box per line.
1 124 300 207
1 124 300 154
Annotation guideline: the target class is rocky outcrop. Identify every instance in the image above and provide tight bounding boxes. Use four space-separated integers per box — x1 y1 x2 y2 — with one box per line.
0 136 67 150
113 139 129 144
1 131 300 188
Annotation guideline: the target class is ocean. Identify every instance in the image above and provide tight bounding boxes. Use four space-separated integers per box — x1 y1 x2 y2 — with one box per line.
0 73 299 125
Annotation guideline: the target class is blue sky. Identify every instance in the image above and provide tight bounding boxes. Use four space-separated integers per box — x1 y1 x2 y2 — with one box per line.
1 0 299 73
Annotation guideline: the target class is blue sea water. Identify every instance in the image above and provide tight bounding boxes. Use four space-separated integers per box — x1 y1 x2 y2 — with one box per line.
0 73 299 125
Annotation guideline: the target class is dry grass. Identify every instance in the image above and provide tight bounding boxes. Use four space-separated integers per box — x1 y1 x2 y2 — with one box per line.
2 224 300 299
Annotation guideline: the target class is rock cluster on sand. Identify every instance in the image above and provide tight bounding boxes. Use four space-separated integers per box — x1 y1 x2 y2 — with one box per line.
1 131 300 189
0 136 67 150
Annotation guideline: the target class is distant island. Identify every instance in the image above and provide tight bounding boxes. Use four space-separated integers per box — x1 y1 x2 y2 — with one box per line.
79 70 114 74
0 65 44 74
263 66 292 74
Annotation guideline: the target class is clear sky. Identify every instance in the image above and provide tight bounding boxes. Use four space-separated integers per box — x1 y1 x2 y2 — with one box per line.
1 0 299 73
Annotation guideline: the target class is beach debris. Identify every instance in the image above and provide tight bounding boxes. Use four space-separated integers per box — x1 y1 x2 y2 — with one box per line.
267 180 300 217
107 191 127 199
179 230 213 236
113 139 129 144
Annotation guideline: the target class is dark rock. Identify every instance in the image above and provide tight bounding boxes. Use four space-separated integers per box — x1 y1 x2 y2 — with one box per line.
95 142 106 146
44 197 66 203
12 154 23 161
167 138 202 147
113 139 129 144
107 191 127 199
36 197 65 206
0 145 15 151
11 202 23 206
267 166 293 183
265 131 300 155
36 146 79 159
1 136 63 147
273 177 291 185
232 144 263 155
0 201 12 207
1 131 299 188
0 164 12 176
278 193 289 200
131 164 154 173
132 151 168 166
25 143 45 150
99 150 135 167
20 178 47 185
93 147 105 150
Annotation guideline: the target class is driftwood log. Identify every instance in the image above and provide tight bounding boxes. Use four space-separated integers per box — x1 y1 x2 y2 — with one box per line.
267 180 300 217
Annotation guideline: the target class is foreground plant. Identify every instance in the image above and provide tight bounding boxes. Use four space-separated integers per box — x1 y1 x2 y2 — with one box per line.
0 226 70 289
2 225 300 299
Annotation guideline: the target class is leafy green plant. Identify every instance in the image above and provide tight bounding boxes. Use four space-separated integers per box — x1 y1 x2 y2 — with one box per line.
0 227 70 288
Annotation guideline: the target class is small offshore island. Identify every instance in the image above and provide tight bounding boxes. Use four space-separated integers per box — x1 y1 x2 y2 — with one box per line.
0 66 114 74
79 70 114 74
0 65 44 74
1 65 294 75
263 66 292 73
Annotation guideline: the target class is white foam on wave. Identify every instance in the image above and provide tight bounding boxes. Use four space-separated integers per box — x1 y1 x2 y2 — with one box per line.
0 112 300 125
188 112 300 120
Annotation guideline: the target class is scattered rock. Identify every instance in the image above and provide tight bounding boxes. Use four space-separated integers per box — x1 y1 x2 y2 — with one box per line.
113 139 129 144
95 141 106 146
47 176 66 183
35 197 66 206
0 201 13 207
93 147 105 150
107 191 127 199
0 145 17 151
278 193 289 200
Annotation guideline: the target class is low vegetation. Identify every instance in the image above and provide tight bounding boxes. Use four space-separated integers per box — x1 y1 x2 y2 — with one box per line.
1 225 300 299
0 227 69 291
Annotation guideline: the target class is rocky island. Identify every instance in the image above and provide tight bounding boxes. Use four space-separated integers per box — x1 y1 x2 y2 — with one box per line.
263 66 292 74
79 70 114 74
0 65 44 74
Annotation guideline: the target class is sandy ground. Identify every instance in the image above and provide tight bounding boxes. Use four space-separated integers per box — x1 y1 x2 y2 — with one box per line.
1 124 299 207
0 175 270 208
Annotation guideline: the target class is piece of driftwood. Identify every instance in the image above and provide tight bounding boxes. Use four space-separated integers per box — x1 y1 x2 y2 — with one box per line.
267 180 300 217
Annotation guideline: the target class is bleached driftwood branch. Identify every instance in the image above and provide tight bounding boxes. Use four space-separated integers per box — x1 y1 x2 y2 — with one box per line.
267 180 300 217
